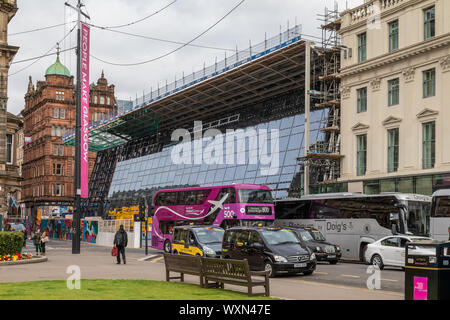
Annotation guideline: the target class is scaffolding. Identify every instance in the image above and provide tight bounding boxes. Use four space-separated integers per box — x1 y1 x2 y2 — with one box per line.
298 3 343 192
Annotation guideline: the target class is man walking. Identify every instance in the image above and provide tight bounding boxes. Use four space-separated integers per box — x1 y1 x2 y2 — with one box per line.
113 225 128 264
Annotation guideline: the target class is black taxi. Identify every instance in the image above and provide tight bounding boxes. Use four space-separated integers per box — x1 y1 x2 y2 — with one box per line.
222 226 316 277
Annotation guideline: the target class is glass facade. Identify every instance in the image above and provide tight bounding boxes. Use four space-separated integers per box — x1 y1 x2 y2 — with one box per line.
364 173 450 196
108 110 329 200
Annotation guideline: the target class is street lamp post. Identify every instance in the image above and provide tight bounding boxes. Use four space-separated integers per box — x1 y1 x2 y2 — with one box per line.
65 0 90 254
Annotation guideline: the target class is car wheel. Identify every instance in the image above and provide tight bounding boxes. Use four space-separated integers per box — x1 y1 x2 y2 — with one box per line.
371 254 384 270
164 240 171 253
264 261 275 278
329 260 338 265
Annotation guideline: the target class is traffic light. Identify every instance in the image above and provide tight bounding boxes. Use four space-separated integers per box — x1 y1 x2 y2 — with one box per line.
139 200 146 221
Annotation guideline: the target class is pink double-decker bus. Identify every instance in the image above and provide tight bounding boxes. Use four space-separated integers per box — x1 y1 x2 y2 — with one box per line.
151 184 275 252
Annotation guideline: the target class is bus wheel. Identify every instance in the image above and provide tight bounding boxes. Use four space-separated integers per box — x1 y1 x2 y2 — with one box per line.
164 240 171 253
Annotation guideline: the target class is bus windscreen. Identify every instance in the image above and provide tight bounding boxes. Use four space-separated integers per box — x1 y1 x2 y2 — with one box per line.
238 189 273 204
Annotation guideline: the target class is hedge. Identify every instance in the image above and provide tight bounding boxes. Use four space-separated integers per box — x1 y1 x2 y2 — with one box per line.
0 232 23 256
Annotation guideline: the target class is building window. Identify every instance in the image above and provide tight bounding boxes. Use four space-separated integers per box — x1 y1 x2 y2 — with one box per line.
60 108 66 119
56 126 61 137
424 6 435 40
358 33 367 62
56 91 65 101
94 96 98 104
107 97 111 105
387 128 399 173
357 134 367 176
53 184 63 196
62 126 67 137
388 78 400 106
59 145 64 156
357 87 367 113
423 122 435 169
423 68 436 98
51 125 55 136
100 96 105 105
389 20 399 52
54 144 59 156
54 108 59 118
6 134 13 164
53 163 63 176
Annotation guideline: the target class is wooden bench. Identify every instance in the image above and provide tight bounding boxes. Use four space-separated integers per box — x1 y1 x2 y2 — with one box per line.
163 253 204 288
201 258 270 297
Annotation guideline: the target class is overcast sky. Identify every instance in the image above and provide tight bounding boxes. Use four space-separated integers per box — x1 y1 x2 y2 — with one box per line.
7 0 363 116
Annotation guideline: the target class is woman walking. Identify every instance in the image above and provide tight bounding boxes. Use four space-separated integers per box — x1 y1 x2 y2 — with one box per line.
32 227 41 256
40 228 49 257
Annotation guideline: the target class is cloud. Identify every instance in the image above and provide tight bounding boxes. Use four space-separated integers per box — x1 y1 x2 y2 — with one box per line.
7 0 363 115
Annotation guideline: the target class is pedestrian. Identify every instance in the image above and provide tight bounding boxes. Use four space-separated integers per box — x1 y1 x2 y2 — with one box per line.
40 228 49 257
21 224 27 247
113 225 128 264
32 227 41 256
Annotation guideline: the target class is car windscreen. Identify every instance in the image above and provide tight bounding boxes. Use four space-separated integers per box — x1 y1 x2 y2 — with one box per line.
308 229 326 241
238 189 273 204
260 230 301 245
297 230 314 242
194 228 224 245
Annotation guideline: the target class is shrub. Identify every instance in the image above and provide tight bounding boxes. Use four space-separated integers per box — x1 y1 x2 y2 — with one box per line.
0 232 23 256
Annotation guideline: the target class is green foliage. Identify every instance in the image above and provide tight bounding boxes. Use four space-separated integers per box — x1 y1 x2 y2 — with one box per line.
0 232 24 256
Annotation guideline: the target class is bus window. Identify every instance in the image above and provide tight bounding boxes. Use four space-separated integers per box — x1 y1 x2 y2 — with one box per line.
160 221 175 235
215 188 236 203
275 202 309 219
433 197 450 217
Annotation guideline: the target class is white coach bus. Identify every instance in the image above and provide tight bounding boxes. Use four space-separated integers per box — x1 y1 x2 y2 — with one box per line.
274 193 431 261
430 189 450 241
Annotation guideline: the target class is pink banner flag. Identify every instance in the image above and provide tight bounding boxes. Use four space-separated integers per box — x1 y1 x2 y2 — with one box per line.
80 23 90 199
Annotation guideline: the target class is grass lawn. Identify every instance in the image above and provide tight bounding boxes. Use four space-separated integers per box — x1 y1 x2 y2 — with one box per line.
0 280 278 300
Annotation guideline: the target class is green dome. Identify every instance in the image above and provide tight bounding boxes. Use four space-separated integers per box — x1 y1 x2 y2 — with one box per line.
45 55 71 77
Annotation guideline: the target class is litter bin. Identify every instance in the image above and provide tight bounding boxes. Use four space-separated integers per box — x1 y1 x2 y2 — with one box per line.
405 240 450 300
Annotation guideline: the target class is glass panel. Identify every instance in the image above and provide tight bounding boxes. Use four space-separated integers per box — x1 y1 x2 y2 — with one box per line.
388 79 399 106
398 177 414 193
389 20 399 52
424 7 435 40
357 134 367 176
387 128 399 172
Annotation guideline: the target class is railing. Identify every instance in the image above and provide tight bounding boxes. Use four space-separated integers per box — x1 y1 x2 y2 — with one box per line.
99 219 134 233
345 0 405 24
63 25 303 142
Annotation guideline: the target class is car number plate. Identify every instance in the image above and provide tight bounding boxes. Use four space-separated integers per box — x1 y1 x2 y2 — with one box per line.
294 263 307 268
328 255 336 259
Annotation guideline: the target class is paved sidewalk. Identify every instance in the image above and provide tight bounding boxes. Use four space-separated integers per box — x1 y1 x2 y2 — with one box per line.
0 243 403 300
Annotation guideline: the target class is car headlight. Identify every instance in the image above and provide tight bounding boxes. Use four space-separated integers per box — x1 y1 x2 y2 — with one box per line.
316 246 322 252
203 246 215 256
310 253 316 260
273 255 288 263
336 246 341 251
